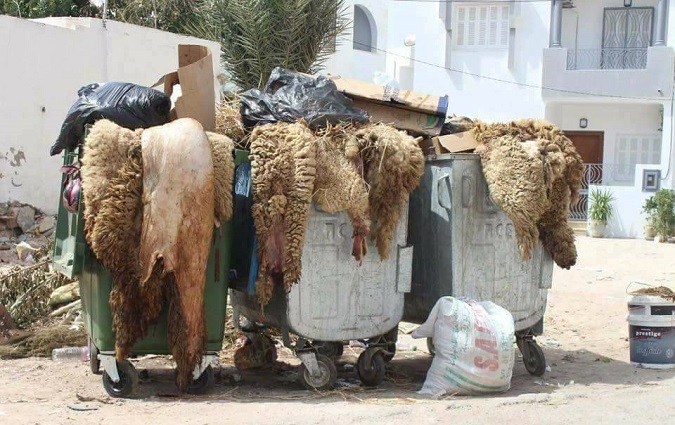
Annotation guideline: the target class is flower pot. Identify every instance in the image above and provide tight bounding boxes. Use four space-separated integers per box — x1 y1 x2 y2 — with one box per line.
644 224 655 241
589 220 606 238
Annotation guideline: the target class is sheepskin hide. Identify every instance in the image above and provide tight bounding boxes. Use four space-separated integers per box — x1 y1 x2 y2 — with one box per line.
475 136 550 261
313 126 371 262
351 124 425 260
216 100 246 145
206 131 236 227
473 119 583 269
250 122 317 308
139 118 215 392
80 120 148 360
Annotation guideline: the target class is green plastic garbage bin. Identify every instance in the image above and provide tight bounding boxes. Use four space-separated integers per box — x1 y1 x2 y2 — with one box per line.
52 142 244 397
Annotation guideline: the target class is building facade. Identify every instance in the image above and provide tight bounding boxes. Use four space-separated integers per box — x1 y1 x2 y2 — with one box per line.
325 0 675 239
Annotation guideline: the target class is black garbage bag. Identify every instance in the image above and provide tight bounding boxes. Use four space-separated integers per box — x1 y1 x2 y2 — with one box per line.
49 82 172 156
440 116 475 136
239 67 370 130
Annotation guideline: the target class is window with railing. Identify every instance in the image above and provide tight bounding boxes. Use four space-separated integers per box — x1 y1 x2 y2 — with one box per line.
566 7 653 70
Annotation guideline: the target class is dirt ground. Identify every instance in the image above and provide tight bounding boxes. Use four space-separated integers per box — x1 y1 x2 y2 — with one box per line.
2 235 675 424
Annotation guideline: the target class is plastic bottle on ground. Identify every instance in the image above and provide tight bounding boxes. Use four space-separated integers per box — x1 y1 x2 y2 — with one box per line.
52 346 89 362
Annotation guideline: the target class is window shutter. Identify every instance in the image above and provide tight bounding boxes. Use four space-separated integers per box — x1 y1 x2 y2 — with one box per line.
455 4 510 48
479 7 488 46
468 7 477 46
500 6 510 46
615 134 662 183
457 7 466 46
652 137 662 163
489 6 499 46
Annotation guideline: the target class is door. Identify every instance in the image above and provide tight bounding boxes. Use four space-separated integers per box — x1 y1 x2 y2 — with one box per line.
602 7 653 69
564 131 604 221
566 131 604 164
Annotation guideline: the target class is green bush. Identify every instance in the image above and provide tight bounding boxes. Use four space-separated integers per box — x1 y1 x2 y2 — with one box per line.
642 196 658 226
651 189 675 241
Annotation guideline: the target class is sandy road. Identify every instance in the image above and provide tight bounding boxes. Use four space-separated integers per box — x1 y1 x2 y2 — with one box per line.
1 236 675 424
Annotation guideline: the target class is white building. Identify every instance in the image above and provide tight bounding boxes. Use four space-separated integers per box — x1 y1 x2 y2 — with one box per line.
325 0 675 239
0 16 221 215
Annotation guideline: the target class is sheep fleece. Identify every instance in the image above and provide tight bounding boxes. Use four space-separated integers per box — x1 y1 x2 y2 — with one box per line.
250 123 316 308
80 120 148 360
473 119 583 269
139 118 215 391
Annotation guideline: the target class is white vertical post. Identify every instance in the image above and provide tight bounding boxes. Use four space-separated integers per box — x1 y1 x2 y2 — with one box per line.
550 0 563 48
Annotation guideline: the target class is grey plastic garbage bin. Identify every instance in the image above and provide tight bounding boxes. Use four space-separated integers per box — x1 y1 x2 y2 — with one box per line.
404 153 554 376
229 152 414 390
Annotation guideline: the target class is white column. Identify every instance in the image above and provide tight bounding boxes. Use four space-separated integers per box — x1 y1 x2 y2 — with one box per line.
654 0 668 46
550 0 563 48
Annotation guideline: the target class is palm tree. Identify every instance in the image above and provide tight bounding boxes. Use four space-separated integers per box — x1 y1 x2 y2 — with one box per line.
187 0 350 90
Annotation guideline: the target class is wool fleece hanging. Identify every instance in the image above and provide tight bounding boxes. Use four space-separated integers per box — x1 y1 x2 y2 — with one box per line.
139 118 215 391
472 119 584 269
81 118 234 392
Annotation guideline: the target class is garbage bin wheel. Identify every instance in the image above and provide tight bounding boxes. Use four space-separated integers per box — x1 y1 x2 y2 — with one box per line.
187 365 215 395
314 341 344 359
298 353 337 391
383 327 398 362
357 350 386 387
102 360 138 398
89 338 101 375
383 343 396 363
520 340 546 377
426 338 436 356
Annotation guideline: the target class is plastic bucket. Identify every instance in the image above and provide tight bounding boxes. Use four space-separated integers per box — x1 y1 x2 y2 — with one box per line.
627 286 675 369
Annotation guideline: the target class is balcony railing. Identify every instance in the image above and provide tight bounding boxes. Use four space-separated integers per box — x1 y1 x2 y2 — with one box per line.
566 48 648 70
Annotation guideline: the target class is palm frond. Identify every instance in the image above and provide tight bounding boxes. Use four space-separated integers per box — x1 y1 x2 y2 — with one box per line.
179 0 350 90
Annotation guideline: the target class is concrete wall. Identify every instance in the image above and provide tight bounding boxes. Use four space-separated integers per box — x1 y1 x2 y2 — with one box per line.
325 2 551 122
323 0 388 83
546 102 664 176
588 184 652 239
0 16 221 214
542 46 675 101
588 162 665 239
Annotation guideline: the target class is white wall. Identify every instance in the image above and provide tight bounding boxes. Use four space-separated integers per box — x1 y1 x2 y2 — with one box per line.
561 0 660 50
547 102 663 174
589 162 666 239
323 0 388 83
325 2 551 122
589 184 652 239
542 45 674 101
0 16 221 214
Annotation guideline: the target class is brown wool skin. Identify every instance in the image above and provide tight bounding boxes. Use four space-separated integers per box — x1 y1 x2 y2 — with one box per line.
250 123 317 309
472 119 584 269
352 124 425 260
81 119 236 392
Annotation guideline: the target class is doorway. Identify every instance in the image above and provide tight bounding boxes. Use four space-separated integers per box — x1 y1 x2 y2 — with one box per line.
564 131 605 221
565 131 604 164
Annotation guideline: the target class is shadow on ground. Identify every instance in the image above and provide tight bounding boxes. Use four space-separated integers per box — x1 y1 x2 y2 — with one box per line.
121 343 675 403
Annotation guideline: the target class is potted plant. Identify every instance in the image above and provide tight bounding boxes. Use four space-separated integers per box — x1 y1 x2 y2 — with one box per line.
642 196 657 240
652 189 675 243
588 188 615 238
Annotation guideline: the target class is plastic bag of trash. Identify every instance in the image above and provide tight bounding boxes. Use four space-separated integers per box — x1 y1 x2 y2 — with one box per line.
440 116 475 136
239 67 370 130
49 82 172 156
412 296 515 397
